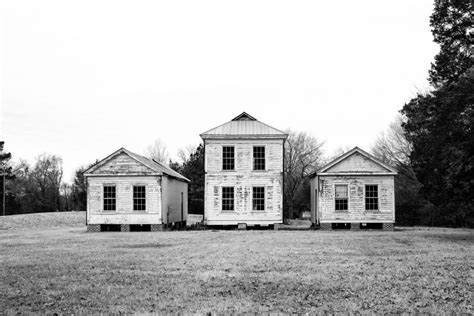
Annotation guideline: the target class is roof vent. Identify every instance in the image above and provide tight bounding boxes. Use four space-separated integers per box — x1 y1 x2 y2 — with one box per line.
231 112 257 121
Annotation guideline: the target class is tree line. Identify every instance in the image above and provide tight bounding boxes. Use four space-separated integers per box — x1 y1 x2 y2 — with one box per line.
1 1 472 226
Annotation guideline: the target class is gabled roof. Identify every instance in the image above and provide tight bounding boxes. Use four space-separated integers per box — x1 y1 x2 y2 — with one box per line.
84 147 190 182
200 112 288 140
311 147 397 177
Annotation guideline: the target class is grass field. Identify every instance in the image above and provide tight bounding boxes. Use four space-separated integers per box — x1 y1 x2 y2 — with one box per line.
0 212 472 314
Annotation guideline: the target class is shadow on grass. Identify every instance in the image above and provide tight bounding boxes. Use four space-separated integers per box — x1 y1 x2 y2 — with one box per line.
422 233 474 243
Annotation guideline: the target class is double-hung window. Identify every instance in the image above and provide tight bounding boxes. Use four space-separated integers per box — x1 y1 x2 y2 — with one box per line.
335 185 348 211
365 185 378 210
222 187 234 211
103 185 116 211
133 185 146 211
252 187 265 211
253 146 265 170
222 146 235 170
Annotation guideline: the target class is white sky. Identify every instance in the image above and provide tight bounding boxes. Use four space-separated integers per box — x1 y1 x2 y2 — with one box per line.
1 0 438 183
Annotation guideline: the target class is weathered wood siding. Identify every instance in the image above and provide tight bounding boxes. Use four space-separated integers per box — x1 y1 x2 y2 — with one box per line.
314 175 395 223
87 176 162 225
92 153 155 175
204 139 284 225
325 152 390 173
161 177 188 224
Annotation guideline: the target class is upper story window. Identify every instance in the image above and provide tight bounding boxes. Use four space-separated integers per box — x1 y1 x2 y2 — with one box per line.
365 185 378 210
253 146 265 170
252 187 265 211
222 187 234 211
222 146 235 170
335 185 348 211
133 185 146 211
103 185 116 211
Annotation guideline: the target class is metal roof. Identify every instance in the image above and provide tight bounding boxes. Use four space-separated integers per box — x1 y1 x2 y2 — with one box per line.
84 148 190 182
200 112 288 139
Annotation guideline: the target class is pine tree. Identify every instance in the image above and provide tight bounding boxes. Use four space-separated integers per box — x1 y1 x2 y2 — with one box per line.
401 0 473 227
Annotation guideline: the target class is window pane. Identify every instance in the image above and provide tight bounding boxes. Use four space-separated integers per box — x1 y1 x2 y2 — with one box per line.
223 146 235 170
252 187 265 210
103 186 116 211
365 185 378 210
335 185 348 198
222 187 234 211
335 185 348 211
253 146 265 170
133 186 146 211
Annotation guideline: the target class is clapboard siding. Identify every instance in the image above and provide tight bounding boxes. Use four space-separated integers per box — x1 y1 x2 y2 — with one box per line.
92 153 154 175
318 175 395 223
204 139 284 225
325 152 390 173
87 176 162 225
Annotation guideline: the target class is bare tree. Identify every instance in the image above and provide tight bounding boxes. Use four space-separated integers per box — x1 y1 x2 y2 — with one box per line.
30 154 63 212
144 138 169 164
177 144 197 164
371 115 414 179
327 145 353 161
60 183 72 212
284 130 324 219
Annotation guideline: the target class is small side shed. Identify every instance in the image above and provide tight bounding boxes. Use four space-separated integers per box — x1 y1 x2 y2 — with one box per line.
310 147 397 230
84 148 190 232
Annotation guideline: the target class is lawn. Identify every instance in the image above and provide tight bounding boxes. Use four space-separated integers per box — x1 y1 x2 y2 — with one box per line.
0 212 472 314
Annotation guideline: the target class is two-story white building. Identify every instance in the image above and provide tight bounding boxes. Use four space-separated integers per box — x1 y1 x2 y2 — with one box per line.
200 112 288 228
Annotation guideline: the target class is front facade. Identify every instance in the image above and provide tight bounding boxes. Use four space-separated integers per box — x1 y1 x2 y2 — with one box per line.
200 112 288 226
84 148 189 232
310 147 397 230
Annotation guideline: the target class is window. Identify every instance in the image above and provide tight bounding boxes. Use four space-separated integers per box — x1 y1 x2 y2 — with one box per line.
335 185 348 211
252 187 265 211
253 146 265 170
103 186 116 211
222 146 235 170
133 186 146 211
222 187 234 211
365 185 378 210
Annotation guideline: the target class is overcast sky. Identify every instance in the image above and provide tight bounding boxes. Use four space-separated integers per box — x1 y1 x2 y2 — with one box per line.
1 0 438 183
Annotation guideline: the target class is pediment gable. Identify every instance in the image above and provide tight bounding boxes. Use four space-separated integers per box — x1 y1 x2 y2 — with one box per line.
318 147 397 175
200 112 288 139
89 152 156 175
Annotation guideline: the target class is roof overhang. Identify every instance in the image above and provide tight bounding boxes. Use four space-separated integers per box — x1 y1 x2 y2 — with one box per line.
316 172 397 176
309 147 398 178
200 134 288 140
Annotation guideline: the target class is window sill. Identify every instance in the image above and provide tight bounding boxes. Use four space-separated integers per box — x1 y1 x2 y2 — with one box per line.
334 210 349 213
220 210 236 213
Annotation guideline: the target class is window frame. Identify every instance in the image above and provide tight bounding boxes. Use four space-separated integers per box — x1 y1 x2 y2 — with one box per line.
222 146 235 171
221 186 235 211
334 184 349 212
252 186 265 211
103 185 116 212
133 185 147 211
253 146 266 171
364 184 379 211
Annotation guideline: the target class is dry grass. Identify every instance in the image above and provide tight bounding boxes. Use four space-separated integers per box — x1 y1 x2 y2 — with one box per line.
0 212 472 314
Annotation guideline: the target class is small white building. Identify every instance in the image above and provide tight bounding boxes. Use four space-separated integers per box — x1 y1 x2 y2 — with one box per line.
84 148 189 232
200 112 288 227
310 147 397 230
